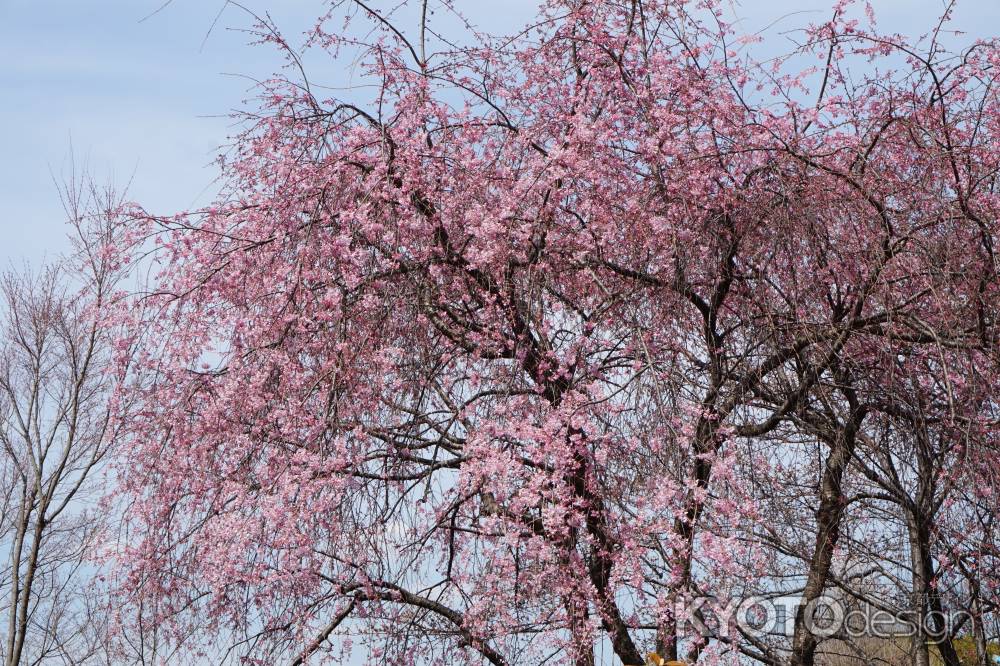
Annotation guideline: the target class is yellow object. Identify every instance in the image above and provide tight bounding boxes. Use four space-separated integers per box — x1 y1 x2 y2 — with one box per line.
645 652 688 666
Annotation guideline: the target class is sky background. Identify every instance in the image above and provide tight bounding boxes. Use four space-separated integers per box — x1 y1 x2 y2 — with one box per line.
1 0 999 267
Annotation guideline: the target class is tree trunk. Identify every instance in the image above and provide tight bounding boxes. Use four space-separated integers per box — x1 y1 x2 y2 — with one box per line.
789 404 861 666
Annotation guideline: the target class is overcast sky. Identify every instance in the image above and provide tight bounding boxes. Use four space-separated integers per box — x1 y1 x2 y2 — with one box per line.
2 0 998 267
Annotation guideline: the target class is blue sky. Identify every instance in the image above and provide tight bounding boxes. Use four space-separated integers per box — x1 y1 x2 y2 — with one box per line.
2 0 999 266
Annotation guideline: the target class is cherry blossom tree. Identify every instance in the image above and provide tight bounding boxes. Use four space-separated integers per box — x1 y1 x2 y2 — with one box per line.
109 1 1000 664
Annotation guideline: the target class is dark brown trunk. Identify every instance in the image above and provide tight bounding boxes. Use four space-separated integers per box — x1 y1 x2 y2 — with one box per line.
907 513 961 666
790 408 861 666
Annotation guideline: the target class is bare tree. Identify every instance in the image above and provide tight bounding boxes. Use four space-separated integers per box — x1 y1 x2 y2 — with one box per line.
0 179 129 666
